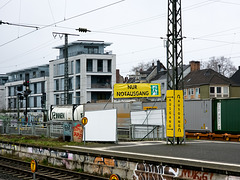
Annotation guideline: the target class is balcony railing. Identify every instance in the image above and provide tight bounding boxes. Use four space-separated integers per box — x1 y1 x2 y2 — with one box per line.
91 83 111 88
57 50 112 59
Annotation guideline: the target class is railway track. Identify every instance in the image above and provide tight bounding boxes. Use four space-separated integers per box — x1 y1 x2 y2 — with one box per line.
0 155 108 180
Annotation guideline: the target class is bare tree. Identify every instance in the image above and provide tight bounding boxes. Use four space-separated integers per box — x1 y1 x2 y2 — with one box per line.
201 56 237 77
131 60 157 73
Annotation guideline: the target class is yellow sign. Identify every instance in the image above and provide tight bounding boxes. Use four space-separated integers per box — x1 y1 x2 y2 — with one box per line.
175 90 184 137
109 174 121 180
143 106 158 110
166 90 174 137
30 159 38 173
81 117 88 126
166 90 184 138
114 83 161 99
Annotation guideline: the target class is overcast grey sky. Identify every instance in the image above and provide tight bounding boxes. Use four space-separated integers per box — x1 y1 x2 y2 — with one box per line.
1 0 240 76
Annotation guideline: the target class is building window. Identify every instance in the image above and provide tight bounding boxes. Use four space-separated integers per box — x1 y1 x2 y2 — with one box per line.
107 60 111 72
91 76 111 88
210 86 229 98
54 79 59 91
34 83 37 94
34 97 37 107
68 61 74 74
41 82 45 93
33 71 36 78
59 63 65 76
76 92 80 104
98 60 103 72
217 87 221 93
55 94 59 105
69 93 73 104
188 88 194 95
184 89 187 96
76 59 80 74
69 77 73 90
76 76 80 89
84 46 99 54
87 59 93 72
195 88 200 94
25 73 29 81
210 87 215 94
37 96 41 107
40 71 45 77
60 78 64 91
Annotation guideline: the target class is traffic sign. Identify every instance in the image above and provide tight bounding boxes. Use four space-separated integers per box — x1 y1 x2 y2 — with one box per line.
30 159 38 173
81 117 88 126
109 174 121 180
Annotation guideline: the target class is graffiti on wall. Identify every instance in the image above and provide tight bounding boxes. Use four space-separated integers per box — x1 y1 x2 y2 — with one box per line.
180 169 214 180
93 157 117 175
133 163 216 180
133 163 179 180
73 124 83 142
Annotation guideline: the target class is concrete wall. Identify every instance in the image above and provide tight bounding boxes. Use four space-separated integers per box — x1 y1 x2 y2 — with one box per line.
0 142 239 180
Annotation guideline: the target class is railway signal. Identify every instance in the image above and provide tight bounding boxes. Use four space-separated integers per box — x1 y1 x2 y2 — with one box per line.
23 80 31 123
30 159 38 179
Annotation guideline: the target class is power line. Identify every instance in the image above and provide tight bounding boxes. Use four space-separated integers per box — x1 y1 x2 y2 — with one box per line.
208 0 240 6
48 0 56 25
186 36 240 45
0 0 12 10
92 30 164 39
0 0 126 48
0 38 60 64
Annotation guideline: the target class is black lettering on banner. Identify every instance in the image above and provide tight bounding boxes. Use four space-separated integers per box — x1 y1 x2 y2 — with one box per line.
127 85 137 89
116 90 149 97
52 112 65 119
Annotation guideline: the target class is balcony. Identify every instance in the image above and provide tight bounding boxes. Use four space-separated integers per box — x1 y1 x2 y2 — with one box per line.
57 50 112 59
90 75 111 89
91 83 111 89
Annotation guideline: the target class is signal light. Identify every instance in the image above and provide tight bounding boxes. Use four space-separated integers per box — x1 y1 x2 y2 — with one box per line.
23 80 29 86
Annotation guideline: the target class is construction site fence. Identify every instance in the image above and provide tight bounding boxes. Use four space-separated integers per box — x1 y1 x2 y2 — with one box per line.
0 119 165 141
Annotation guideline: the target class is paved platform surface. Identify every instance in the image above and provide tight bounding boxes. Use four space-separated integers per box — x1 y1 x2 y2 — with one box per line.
66 140 240 172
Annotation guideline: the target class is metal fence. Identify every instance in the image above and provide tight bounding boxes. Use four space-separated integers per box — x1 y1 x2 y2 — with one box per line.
117 125 165 141
0 119 165 141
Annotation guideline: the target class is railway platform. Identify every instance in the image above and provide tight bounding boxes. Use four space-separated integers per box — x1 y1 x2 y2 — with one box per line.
65 140 240 179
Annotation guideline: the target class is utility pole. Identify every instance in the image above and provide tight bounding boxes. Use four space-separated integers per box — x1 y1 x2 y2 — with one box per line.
166 0 184 145
167 0 183 90
23 80 31 123
53 32 79 104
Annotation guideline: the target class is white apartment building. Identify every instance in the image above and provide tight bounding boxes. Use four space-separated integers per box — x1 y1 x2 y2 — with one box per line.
49 40 116 105
4 65 49 112
0 74 8 110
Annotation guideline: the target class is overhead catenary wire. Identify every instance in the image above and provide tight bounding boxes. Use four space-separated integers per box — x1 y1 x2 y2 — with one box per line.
0 0 222 48
0 0 126 48
2 0 240 75
0 0 12 10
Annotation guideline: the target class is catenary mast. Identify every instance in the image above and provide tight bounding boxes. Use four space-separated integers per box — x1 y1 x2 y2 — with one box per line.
166 0 184 144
